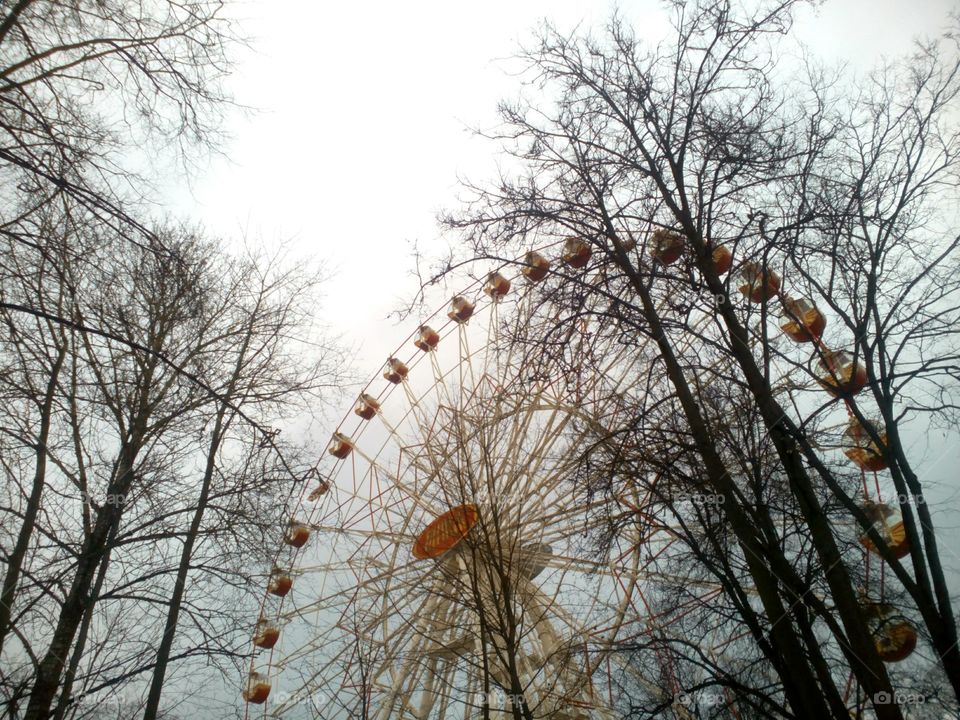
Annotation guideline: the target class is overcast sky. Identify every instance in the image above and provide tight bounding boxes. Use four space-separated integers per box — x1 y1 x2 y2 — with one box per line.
163 0 958 396
154 2 960 712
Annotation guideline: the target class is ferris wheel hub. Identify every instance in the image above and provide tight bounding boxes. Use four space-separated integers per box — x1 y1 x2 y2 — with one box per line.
412 504 480 560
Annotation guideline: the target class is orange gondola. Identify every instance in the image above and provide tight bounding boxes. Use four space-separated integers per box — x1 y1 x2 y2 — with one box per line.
561 237 591 269
737 261 780 302
414 325 440 352
649 229 684 266
484 271 511 300
522 250 550 282
354 393 380 420
863 603 917 662
844 418 888 472
253 618 280 649
447 296 475 323
284 520 310 549
383 357 409 384
307 478 331 501
243 671 272 704
267 567 293 597
817 350 868 397
327 432 353 459
780 297 826 343
858 501 910 559
711 245 732 275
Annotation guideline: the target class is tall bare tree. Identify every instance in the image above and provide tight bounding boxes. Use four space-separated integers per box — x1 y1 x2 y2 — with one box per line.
440 2 960 717
0 223 343 720
140 245 341 720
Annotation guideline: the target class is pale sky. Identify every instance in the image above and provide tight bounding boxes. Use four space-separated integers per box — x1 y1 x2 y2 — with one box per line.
164 0 958 400
156 2 959 713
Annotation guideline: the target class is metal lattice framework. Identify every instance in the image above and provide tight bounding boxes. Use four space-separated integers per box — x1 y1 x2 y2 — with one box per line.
242 244 747 720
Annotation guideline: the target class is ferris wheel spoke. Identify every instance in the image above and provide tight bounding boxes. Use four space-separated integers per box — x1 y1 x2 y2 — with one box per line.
458 322 477 413
493 398 571 508
372 590 468 719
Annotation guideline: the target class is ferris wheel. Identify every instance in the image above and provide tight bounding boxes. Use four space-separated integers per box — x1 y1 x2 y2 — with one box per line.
236 233 915 720
237 228 921 720
235 237 732 720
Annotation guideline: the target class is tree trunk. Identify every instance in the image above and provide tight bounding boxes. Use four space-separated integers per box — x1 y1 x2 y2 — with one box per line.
24 438 141 720
51 516 121 720
616 249 845 719
0 341 66 655
141 407 227 720
683 222 903 717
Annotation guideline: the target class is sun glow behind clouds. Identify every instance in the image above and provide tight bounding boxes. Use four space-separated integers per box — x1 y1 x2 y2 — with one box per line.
163 0 955 407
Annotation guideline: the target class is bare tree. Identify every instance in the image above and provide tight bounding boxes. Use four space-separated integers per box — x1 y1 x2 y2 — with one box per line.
140 244 342 720
0 0 235 251
439 2 960 717
0 222 343 720
0 4 351 719
0 211 78 719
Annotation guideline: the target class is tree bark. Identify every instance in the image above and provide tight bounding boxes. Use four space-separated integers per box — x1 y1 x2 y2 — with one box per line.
24 430 144 720
51 516 121 720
